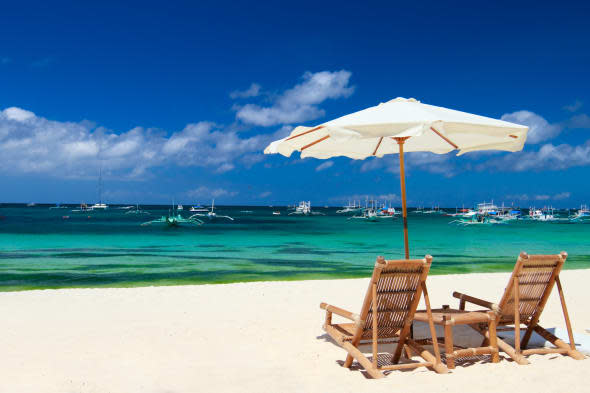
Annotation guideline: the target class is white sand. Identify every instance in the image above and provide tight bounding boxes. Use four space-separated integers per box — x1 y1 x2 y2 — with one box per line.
1 270 588 393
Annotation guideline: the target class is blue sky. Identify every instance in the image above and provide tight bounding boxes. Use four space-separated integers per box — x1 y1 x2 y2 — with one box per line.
1 1 589 207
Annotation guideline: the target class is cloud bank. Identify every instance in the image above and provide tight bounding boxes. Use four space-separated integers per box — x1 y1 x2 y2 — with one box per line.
235 70 354 127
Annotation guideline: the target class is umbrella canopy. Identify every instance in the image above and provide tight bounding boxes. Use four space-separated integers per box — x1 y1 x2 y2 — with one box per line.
265 97 527 158
264 97 528 258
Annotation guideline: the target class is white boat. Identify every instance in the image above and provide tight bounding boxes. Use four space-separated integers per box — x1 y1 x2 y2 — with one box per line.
571 205 590 221
189 204 208 212
125 204 150 215
336 200 363 214
289 201 324 216
272 211 281 216
177 204 183 211
189 199 234 221
72 203 93 212
348 208 393 221
91 168 108 210
530 207 556 221
477 202 498 216
423 206 444 214
290 201 311 215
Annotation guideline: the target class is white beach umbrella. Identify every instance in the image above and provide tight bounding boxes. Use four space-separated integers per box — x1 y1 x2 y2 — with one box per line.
264 97 528 259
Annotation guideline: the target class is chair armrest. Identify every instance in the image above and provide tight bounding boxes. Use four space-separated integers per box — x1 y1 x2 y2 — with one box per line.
320 302 360 322
452 292 498 312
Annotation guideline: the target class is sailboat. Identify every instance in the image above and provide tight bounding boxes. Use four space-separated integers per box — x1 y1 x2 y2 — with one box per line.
91 168 108 210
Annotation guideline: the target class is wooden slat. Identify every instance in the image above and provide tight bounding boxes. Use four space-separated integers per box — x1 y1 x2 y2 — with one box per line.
522 348 569 355
286 125 323 141
379 362 432 370
301 135 330 151
430 127 458 149
372 137 383 156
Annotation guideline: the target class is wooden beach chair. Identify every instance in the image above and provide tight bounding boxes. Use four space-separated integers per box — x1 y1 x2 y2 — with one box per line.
453 251 584 365
319 255 447 379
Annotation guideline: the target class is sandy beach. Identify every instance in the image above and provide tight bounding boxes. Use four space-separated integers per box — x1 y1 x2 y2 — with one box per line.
1 269 588 393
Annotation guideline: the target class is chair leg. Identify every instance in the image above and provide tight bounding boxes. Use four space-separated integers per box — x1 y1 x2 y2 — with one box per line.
343 354 354 368
444 322 455 369
342 342 385 379
488 315 500 363
404 344 413 359
470 324 530 365
532 325 585 360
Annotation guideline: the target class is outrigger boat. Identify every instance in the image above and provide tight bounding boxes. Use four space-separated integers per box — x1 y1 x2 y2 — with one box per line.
288 201 324 216
336 200 363 214
141 213 203 227
348 200 394 221
530 207 557 221
189 199 234 221
450 212 505 226
142 202 202 227
571 205 590 221
72 203 93 212
423 205 444 214
125 204 150 215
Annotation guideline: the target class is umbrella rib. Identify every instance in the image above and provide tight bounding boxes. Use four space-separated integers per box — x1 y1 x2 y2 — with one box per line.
430 127 458 149
372 137 383 156
301 135 330 151
286 125 324 141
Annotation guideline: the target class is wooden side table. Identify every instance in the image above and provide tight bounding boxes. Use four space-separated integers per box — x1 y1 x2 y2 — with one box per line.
414 305 499 369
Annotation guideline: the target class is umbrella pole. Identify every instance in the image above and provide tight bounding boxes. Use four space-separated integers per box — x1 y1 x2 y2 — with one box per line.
395 137 410 259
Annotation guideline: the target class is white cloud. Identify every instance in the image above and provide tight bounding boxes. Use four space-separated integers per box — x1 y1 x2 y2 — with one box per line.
330 193 400 204
0 107 287 178
501 110 562 144
553 192 571 200
359 152 455 177
563 100 582 112
3 107 35 121
186 186 237 199
568 113 590 129
259 191 272 198
235 70 354 126
230 83 261 99
506 192 571 202
480 140 590 172
315 160 333 171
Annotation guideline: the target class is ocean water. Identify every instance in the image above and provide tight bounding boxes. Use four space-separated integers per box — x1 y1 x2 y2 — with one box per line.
0 204 589 291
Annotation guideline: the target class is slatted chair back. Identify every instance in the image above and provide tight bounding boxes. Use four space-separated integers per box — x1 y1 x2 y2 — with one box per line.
354 256 432 340
497 252 567 324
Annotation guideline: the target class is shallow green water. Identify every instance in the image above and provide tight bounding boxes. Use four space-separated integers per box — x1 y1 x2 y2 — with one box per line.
0 205 588 291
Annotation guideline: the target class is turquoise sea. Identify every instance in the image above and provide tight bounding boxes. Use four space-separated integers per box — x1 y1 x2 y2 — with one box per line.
0 204 589 291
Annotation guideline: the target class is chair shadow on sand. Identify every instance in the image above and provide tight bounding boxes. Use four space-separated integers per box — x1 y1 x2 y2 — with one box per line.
316 319 574 378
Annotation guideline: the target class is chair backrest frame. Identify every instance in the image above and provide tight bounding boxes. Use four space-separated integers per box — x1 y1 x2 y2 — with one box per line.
352 256 432 341
497 251 567 324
